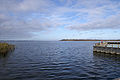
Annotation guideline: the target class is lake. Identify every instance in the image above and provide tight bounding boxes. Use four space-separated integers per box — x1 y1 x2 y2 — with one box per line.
0 41 120 80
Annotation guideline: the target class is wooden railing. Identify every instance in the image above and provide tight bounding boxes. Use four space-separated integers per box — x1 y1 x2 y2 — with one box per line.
94 42 120 48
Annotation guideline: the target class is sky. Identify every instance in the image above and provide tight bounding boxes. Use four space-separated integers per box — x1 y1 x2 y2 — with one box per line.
0 0 120 40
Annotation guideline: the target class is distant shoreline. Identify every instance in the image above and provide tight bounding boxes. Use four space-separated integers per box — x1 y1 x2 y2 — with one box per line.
60 39 120 41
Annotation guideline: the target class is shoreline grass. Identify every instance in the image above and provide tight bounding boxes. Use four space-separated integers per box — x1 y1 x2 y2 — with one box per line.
0 43 15 54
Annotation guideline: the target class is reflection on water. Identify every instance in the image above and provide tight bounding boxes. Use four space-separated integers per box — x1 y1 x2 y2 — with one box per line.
93 52 120 80
0 53 8 58
0 41 120 80
93 52 120 61
0 52 12 58
0 51 13 67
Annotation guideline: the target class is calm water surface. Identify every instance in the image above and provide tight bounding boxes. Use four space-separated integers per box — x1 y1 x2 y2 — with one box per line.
0 41 120 80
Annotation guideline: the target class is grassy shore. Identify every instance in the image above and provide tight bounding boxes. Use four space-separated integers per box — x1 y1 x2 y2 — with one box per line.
0 43 15 54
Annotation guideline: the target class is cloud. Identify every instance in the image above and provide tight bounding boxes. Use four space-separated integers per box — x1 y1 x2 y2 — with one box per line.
0 15 58 39
0 0 120 39
60 0 120 31
0 0 54 13
67 14 120 31
0 0 56 39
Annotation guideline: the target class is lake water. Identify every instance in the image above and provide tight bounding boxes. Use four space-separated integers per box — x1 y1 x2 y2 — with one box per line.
0 41 120 80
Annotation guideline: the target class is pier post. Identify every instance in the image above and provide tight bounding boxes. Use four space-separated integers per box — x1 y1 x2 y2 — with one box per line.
112 44 113 48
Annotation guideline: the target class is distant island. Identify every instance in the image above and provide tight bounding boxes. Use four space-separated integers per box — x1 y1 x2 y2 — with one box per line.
60 39 120 41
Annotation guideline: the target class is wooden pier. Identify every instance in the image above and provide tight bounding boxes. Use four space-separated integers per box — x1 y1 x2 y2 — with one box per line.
93 42 120 54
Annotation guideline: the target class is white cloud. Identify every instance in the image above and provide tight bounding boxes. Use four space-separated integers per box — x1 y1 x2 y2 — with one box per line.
67 14 120 31
0 0 120 39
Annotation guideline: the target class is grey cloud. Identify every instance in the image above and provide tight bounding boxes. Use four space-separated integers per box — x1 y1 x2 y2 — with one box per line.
0 18 55 39
0 0 54 13
0 0 56 39
0 0 120 39
67 14 120 31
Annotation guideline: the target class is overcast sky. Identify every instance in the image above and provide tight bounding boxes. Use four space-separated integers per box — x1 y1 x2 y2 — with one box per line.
0 0 120 40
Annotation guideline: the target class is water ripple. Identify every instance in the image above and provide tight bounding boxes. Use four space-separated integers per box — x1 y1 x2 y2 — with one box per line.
0 41 120 80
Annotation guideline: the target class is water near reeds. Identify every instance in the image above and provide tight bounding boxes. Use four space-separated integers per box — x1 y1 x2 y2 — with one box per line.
0 41 120 80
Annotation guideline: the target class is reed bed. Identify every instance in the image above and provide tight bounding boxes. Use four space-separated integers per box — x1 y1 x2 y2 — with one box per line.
0 43 15 54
